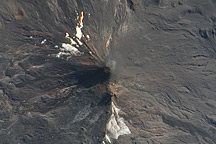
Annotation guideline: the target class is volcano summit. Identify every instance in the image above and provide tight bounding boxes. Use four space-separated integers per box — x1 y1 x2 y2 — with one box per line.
1 0 216 144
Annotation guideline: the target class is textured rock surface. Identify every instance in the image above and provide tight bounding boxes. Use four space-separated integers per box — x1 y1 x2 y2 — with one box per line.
0 0 216 144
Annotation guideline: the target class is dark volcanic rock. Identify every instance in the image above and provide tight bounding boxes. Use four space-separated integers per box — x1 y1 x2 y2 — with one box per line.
1 0 216 144
0 0 116 143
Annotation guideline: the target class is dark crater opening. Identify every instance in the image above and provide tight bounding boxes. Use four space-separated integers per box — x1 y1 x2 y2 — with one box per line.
76 66 111 88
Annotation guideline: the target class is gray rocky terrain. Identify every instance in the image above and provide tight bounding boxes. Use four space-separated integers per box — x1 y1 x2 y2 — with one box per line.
0 0 216 144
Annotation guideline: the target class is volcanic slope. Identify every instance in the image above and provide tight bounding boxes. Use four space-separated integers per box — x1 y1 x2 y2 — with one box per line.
0 0 216 144
0 0 119 143
111 0 216 144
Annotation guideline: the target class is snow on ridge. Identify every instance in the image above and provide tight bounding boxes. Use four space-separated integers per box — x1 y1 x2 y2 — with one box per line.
55 11 91 58
75 11 84 44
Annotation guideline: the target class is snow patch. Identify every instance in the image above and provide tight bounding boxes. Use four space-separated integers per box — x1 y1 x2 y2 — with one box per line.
105 134 111 143
79 11 84 28
65 12 88 46
86 34 90 40
61 43 79 53
55 52 71 58
55 43 82 58
105 35 112 48
75 26 83 40
104 102 131 143
41 39 47 44
54 11 91 58
65 32 77 46
74 11 84 43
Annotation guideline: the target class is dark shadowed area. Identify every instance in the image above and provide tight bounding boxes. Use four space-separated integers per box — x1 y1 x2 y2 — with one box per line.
0 0 216 144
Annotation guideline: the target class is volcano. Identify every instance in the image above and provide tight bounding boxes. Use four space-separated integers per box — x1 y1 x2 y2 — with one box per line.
1 0 216 144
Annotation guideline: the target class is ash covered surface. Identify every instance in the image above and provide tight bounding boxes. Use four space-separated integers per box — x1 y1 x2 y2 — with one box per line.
0 0 216 144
